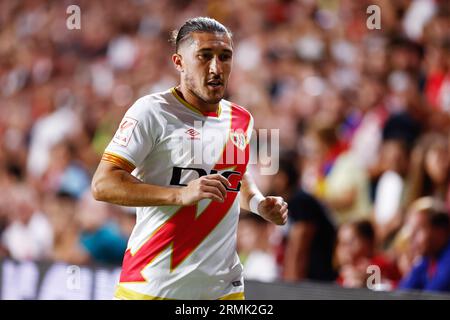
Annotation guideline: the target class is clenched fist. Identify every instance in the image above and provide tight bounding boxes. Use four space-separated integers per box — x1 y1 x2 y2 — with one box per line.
258 196 288 225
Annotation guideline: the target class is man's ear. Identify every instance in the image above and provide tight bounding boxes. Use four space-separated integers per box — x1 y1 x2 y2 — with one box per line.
172 53 183 72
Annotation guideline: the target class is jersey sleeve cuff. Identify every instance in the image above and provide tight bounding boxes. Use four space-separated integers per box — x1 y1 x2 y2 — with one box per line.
102 152 136 173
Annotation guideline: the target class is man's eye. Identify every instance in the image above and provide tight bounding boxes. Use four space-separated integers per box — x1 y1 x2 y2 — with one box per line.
198 53 212 60
220 54 232 61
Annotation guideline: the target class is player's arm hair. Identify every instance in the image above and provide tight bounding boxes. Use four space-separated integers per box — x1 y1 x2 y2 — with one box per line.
283 221 316 281
91 160 181 207
239 171 263 212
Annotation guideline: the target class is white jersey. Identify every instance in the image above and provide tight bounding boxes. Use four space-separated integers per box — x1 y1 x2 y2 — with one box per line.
103 88 253 300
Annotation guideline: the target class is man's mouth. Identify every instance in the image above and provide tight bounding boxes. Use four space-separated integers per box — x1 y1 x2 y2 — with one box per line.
206 79 223 88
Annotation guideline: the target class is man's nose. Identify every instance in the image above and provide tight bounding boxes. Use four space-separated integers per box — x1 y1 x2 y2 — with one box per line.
209 56 222 75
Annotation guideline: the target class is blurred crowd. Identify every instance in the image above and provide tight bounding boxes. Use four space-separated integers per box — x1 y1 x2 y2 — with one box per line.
0 0 449 294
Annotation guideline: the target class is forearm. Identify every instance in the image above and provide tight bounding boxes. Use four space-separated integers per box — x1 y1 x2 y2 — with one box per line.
92 164 181 207
284 249 309 281
240 171 288 225
239 171 263 211
283 223 314 281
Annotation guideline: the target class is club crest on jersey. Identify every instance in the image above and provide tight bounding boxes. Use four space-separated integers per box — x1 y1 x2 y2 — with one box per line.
230 131 247 151
113 116 138 147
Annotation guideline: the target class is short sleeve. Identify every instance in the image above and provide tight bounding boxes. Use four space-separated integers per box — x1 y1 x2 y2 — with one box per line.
104 96 160 171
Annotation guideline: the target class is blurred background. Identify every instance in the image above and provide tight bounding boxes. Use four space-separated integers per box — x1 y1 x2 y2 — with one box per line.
0 0 449 298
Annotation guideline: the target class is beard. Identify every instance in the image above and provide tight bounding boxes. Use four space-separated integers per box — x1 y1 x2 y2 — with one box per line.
184 74 225 105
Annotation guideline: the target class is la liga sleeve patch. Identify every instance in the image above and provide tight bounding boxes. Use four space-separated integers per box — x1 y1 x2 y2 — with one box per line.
113 116 138 147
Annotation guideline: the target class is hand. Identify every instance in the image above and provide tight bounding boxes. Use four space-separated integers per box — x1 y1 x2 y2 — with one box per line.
178 174 231 206
258 196 288 225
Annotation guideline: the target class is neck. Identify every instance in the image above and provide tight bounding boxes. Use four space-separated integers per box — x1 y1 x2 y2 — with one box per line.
176 84 219 114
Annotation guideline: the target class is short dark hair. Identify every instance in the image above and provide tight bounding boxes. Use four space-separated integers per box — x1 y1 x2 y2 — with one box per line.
430 211 450 231
349 219 375 244
170 17 232 52
277 151 300 189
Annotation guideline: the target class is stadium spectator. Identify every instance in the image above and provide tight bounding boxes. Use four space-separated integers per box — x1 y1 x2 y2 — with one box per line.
40 141 90 199
1 185 53 261
398 198 450 293
335 219 401 289
76 191 128 266
43 191 87 265
371 139 409 247
322 148 372 226
405 133 450 209
274 154 337 282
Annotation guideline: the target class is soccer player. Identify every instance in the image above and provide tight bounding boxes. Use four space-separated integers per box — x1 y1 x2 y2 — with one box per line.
92 17 288 300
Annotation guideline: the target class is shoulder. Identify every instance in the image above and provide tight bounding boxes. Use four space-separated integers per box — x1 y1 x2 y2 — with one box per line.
223 100 254 133
128 91 167 113
229 101 253 118
291 189 320 208
125 90 173 123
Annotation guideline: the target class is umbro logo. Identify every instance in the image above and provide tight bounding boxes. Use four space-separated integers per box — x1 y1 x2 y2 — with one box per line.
185 128 200 140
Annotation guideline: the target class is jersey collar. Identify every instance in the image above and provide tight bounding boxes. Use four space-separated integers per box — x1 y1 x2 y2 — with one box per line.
171 87 221 118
